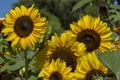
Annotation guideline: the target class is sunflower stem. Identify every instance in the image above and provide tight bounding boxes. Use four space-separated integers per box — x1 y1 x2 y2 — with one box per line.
24 50 28 80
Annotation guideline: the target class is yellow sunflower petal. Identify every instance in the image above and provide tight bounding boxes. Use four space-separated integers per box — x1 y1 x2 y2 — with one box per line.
15 7 22 17
9 10 18 19
70 23 80 34
101 33 112 39
66 37 74 48
30 8 38 19
28 35 37 47
38 69 45 77
60 33 67 46
60 62 66 74
83 15 93 29
62 67 72 75
97 23 107 33
5 14 14 24
21 5 27 15
34 22 46 27
54 33 62 47
11 37 20 47
48 41 57 50
27 4 34 15
2 28 13 33
6 32 17 41
20 38 27 49
40 17 46 21
49 59 55 71
26 38 33 48
93 17 100 30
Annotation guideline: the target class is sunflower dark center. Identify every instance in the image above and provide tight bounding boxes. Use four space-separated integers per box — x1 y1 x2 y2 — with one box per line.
49 47 77 71
85 69 104 80
76 29 101 52
49 71 62 80
14 16 34 37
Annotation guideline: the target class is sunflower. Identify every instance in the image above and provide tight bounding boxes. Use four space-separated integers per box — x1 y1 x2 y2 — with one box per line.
38 58 75 80
47 33 86 71
67 15 112 53
74 52 108 80
1 5 48 50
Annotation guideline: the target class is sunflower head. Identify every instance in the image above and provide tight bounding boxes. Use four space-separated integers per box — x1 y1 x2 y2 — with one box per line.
47 33 86 71
2 4 48 50
75 52 108 80
68 15 112 53
38 58 75 80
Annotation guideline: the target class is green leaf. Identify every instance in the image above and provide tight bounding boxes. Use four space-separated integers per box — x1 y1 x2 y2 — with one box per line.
97 50 120 80
15 77 23 80
4 55 16 61
41 10 65 34
109 9 118 13
110 31 119 39
1 40 8 46
28 76 38 80
71 0 92 12
27 50 35 59
1 60 24 72
110 5 120 9
44 24 53 40
84 5 99 16
93 76 104 80
48 14 65 34
0 57 4 64
7 47 17 55
0 38 8 53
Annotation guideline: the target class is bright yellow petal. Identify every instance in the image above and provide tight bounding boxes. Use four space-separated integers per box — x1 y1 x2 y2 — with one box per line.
34 22 46 27
40 17 46 22
21 5 27 15
5 14 15 24
101 33 112 39
62 67 71 75
20 38 27 49
6 32 17 41
27 4 34 15
70 23 80 34
30 9 38 19
9 10 18 19
54 33 62 47
97 23 107 33
15 7 22 17
27 35 36 48
11 37 20 46
26 38 33 48
93 17 100 30
2 28 13 33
